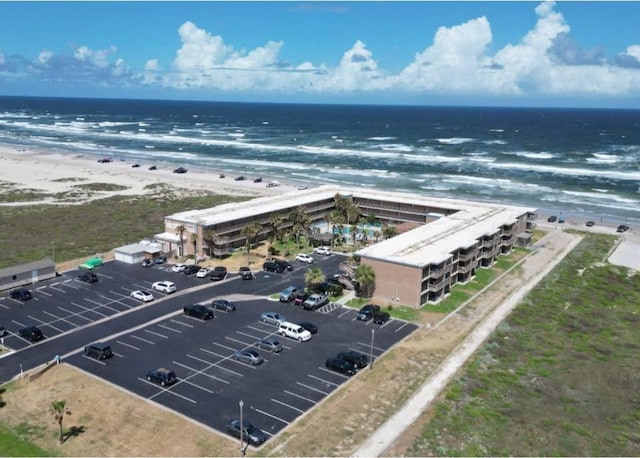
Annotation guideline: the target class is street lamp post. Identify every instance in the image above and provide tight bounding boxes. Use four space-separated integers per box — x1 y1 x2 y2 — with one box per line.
239 400 244 457
369 329 375 371
51 241 55 263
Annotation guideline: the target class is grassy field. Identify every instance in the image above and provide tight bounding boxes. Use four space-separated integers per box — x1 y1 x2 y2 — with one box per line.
407 234 640 456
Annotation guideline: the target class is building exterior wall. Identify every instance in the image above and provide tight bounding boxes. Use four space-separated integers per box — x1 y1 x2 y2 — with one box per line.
363 258 423 308
0 259 56 292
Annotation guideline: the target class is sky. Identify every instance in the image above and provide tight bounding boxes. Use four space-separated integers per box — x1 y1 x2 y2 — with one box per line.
1 1 639 108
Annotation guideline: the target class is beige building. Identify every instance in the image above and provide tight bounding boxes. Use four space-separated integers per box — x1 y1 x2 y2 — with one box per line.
157 185 535 308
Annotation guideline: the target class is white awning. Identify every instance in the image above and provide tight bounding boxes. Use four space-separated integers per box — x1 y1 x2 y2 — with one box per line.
154 232 183 243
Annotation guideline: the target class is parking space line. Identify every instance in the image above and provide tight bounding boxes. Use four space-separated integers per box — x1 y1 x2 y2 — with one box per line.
338 309 352 319
130 334 155 345
43 310 78 328
144 329 168 339
0 302 9 310
173 361 230 385
12 319 26 327
246 325 273 335
81 355 106 365
225 336 254 346
271 398 304 414
157 323 182 333
309 373 341 386
252 407 289 425
113 352 124 357
170 319 194 328
48 285 67 293
356 341 384 353
99 273 114 280
284 390 317 404
70 301 107 318
84 298 120 313
116 339 140 351
394 321 408 333
37 288 53 297
57 306 93 322
28 314 64 333
143 380 197 404
195 348 228 360
180 378 215 394
296 382 329 396
236 330 262 340
212 342 236 352
193 351 244 377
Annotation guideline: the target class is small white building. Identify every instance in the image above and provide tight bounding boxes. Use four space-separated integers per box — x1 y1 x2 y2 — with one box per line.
113 242 162 265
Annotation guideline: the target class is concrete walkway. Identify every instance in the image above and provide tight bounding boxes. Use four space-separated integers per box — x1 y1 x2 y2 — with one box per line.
352 230 581 457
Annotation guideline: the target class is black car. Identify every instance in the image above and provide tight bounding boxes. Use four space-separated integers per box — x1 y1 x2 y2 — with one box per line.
141 258 153 267
77 272 98 283
336 350 369 369
586 221 595 227
253 177 262 183
617 224 630 233
84 342 113 360
373 311 390 324
325 357 357 376
273 259 294 271
234 175 245 181
225 419 268 446
149 165 157 171
183 265 201 275
211 299 236 312
9 288 32 300
131 163 140 168
357 304 381 321
263 261 284 273
547 215 558 223
298 321 318 334
210 266 228 281
173 167 187 174
19 326 44 342
183 304 214 320
238 266 253 280
154 255 167 264
145 368 177 387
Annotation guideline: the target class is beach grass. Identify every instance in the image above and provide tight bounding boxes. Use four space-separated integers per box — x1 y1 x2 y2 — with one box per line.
406 233 640 457
0 422 52 457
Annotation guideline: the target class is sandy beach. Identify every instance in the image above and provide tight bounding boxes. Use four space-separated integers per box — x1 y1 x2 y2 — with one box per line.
0 143 300 205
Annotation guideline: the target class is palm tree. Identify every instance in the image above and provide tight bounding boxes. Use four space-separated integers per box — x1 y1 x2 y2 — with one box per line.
304 266 326 292
328 211 345 248
355 264 376 298
241 222 262 264
51 400 71 444
269 214 284 243
288 207 311 250
350 223 358 246
175 224 186 258
382 224 398 240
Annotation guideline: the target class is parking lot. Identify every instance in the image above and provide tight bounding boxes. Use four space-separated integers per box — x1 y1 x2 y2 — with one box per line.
1 254 418 445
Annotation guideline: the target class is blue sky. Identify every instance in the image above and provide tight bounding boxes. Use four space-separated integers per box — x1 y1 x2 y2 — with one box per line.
1 1 639 108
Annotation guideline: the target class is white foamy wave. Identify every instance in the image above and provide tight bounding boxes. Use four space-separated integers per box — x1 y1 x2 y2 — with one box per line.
509 151 555 160
368 136 396 141
436 137 474 145
587 153 619 164
482 140 507 145
401 154 464 163
488 161 640 181
227 132 245 138
378 144 413 153
144 145 155 149
489 128 504 132
325 168 399 179
562 190 637 204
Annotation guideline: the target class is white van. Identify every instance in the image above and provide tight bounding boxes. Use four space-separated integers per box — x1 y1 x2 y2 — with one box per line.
278 321 312 342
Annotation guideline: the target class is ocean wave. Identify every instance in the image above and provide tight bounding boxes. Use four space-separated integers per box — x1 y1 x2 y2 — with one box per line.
489 128 504 133
436 137 474 145
509 151 555 160
367 136 396 141
487 161 640 181
587 153 619 164
482 140 507 145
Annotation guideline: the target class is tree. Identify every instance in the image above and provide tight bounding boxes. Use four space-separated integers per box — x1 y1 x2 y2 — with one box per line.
175 224 186 258
328 212 345 248
304 266 326 292
269 214 284 243
355 264 376 298
51 400 71 444
241 222 262 264
382 224 398 240
288 207 311 249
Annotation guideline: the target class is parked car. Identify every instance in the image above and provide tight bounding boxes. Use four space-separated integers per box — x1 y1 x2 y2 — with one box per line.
131 290 154 302
313 246 331 256
131 163 140 168
357 304 381 321
145 368 177 387
295 253 314 263
273 259 294 271
97 157 113 163
152 281 177 294
210 266 228 281
297 185 308 190
260 312 286 326
0 324 7 337
278 321 312 342
171 263 186 273
225 419 268 446
19 325 44 342
211 299 236 312
586 221 595 227
183 265 201 275
617 224 630 233
196 267 212 278
293 292 309 306
173 167 187 174
303 294 328 311
234 176 245 181
373 311 391 324
253 177 262 183
256 337 283 353
141 258 153 267
154 255 167 264
279 286 298 302
77 272 98 283
325 357 357 376
266 181 280 188
238 266 253 280
547 215 558 223
84 342 113 360
263 261 284 273
233 349 264 365
148 165 157 171
183 303 214 320
298 321 318 334
558 216 566 223
9 288 32 301
336 350 368 369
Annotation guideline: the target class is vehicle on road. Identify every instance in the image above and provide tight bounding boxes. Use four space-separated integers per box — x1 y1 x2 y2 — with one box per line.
278 321 312 342
130 290 154 302
336 350 368 369
183 304 214 320
273 259 294 271
141 258 152 267
196 267 212 278
295 253 314 263
173 167 187 174
256 337 283 353
77 272 98 283
547 215 558 223
263 261 284 273
19 326 44 342
298 321 318 334
171 263 186 273
183 265 201 275
617 224 630 233
373 311 390 324
211 299 236 312
325 357 357 376
233 349 264 365
303 293 328 311
145 368 177 387
225 419 268 446
234 176 245 181
313 246 331 256
9 288 32 301
210 266 228 281
84 342 113 360
261 312 286 326
279 286 298 302
152 281 176 294
238 266 253 280
357 304 381 321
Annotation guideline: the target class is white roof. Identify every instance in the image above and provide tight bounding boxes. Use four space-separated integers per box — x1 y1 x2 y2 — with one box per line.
154 232 183 243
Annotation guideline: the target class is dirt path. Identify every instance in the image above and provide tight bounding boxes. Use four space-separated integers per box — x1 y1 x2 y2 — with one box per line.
353 229 581 457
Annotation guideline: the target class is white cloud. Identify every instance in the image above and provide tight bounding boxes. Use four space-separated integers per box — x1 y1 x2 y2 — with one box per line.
74 45 117 68
623 45 640 62
38 50 53 64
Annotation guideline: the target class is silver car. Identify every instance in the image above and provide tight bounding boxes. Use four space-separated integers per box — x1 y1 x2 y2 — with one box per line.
233 349 264 365
257 337 283 353
260 312 286 326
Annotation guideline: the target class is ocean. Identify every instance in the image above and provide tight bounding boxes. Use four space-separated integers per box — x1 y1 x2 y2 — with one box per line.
0 96 639 225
